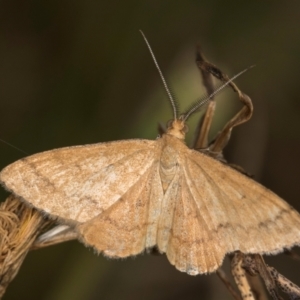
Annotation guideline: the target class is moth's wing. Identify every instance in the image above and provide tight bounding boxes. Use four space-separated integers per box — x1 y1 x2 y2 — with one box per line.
0 139 160 224
165 149 300 275
77 157 164 258
156 167 225 275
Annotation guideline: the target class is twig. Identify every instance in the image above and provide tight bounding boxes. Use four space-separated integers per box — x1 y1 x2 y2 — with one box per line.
242 254 280 300
217 268 242 300
231 252 256 300
267 265 300 300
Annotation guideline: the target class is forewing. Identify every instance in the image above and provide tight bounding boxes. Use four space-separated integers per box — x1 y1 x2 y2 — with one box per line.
0 139 159 223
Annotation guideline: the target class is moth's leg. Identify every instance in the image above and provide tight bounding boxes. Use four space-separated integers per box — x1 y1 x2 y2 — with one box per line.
193 47 216 149
196 53 253 155
216 268 242 300
231 251 255 300
31 225 77 250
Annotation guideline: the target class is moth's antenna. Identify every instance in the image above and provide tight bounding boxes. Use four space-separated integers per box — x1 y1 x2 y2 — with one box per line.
140 30 178 120
0 138 28 155
182 65 255 121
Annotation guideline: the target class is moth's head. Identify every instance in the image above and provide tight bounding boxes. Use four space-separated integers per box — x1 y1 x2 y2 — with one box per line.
166 118 188 140
140 30 252 142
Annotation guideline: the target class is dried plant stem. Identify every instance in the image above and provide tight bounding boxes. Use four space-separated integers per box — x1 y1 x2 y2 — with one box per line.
216 268 242 300
0 194 49 298
267 265 300 299
246 275 269 300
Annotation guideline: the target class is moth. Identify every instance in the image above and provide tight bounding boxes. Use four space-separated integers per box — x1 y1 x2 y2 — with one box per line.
1 32 300 276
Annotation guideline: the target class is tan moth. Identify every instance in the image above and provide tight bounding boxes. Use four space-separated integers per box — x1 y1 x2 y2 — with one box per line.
1 32 300 276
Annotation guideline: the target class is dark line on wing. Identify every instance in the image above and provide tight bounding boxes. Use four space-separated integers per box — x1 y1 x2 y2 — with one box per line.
184 155 247 250
184 155 231 230
185 155 299 249
98 160 157 224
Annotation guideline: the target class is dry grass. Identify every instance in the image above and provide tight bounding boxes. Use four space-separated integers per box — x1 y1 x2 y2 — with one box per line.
0 195 49 298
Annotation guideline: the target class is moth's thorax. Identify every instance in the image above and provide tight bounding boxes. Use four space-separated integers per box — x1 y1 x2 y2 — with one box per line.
159 134 183 193
166 119 187 140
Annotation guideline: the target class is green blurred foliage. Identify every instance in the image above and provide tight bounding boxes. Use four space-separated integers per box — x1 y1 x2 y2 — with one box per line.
1 1 300 299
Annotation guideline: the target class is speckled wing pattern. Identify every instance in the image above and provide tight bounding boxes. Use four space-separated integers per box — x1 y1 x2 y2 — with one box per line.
0 139 159 224
161 146 300 274
1 135 300 275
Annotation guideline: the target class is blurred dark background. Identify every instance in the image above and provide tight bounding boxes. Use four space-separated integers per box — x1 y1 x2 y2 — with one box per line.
1 1 300 299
